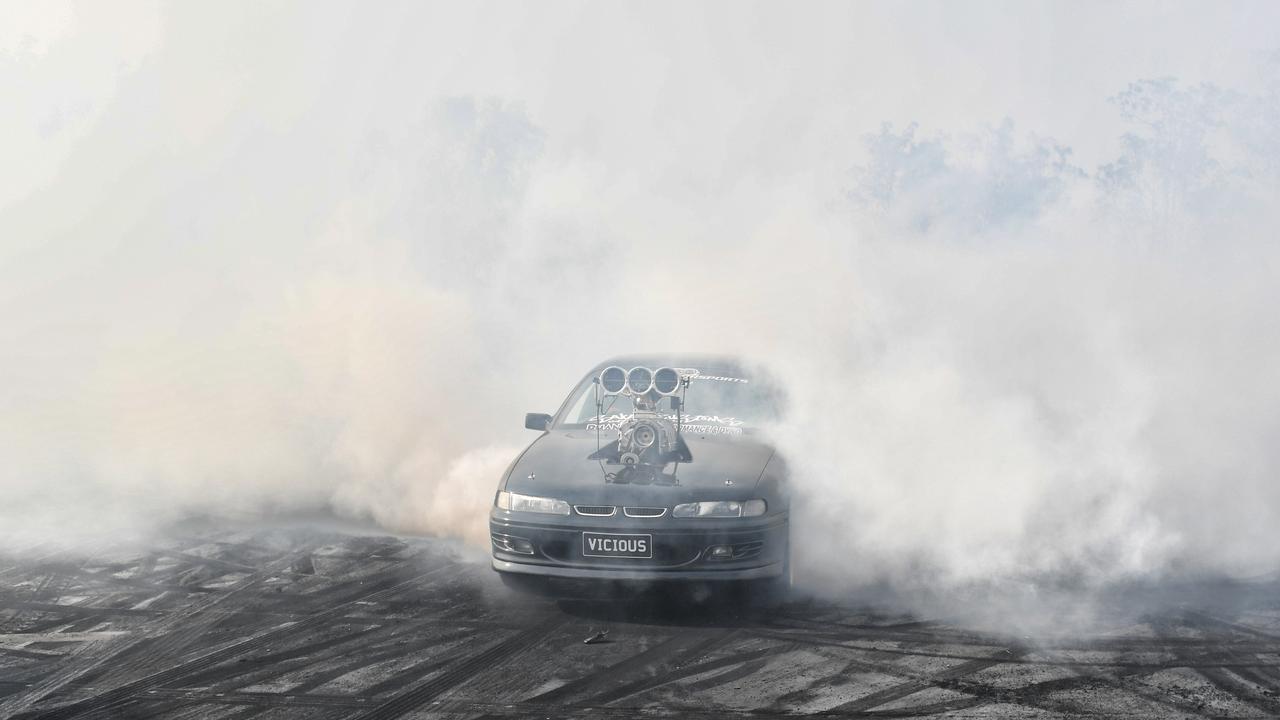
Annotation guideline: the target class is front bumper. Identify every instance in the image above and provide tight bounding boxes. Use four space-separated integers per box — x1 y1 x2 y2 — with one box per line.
489 511 788 582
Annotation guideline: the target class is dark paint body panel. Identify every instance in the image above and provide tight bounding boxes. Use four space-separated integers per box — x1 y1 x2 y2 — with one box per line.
503 431 776 502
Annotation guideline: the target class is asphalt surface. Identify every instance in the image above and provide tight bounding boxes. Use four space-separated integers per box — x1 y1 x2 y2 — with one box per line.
3 524 1280 719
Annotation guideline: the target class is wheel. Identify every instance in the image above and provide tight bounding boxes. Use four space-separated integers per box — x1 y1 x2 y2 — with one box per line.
778 537 793 591
760 528 793 603
767 540 793 601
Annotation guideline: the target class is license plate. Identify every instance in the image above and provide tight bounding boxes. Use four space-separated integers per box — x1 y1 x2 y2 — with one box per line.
582 532 652 559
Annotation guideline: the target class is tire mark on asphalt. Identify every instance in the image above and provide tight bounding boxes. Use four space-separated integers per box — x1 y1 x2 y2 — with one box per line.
0 600 488 635
472 625 747 717
910 665 1208 719
209 625 480 702
345 614 566 720
684 657 771 692
586 629 750 706
763 618 1279 654
63 564 218 595
1174 612 1280 716
1099 611 1262 717
85 691 846 718
930 614 1257 719
1 680 31 700
13 530 1280 720
1 567 69 634
762 640 1116 717
751 628 1280 670
1183 609 1280 696
290 552 317 576
160 548 327 584
0 601 163 619
2 560 78 638
1183 609 1280 642
527 640 798 714
9 562 450 720
84 687 371 709
356 634 488 698
1193 663 1280 714
83 548 328 687
822 646 1027 714
768 614 991 648
768 658 878 711
160 550 261 576
0 646 66 660
281 624 503 697
518 633 713 707
170 624 382 690
353 645 463 696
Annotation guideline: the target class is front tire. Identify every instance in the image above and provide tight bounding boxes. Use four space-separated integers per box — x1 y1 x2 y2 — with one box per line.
765 539 793 602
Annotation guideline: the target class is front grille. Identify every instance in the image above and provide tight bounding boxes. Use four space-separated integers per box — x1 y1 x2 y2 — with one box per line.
574 505 616 517
623 506 667 518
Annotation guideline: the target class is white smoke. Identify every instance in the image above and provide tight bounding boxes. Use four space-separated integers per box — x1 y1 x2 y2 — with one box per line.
3 2 1280 618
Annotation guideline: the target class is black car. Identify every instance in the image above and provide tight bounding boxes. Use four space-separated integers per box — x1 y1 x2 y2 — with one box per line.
490 355 790 590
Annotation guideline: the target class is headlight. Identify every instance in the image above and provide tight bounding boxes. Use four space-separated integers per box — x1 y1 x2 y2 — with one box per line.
496 491 571 516
672 499 767 518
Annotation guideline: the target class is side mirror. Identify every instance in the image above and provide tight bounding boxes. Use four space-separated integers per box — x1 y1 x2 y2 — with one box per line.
524 412 552 431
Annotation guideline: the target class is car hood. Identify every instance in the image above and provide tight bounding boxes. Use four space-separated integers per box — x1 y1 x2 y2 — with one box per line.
503 430 775 506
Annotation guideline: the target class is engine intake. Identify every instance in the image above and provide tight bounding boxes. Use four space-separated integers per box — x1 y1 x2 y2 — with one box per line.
588 365 693 476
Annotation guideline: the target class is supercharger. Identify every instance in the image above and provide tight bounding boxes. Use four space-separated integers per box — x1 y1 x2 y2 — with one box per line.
588 365 693 483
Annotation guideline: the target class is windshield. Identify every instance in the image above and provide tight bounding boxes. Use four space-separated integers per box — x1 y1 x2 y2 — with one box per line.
557 367 784 431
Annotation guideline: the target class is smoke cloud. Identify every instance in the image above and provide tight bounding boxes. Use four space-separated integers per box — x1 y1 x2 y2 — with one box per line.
4 1 1280 620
